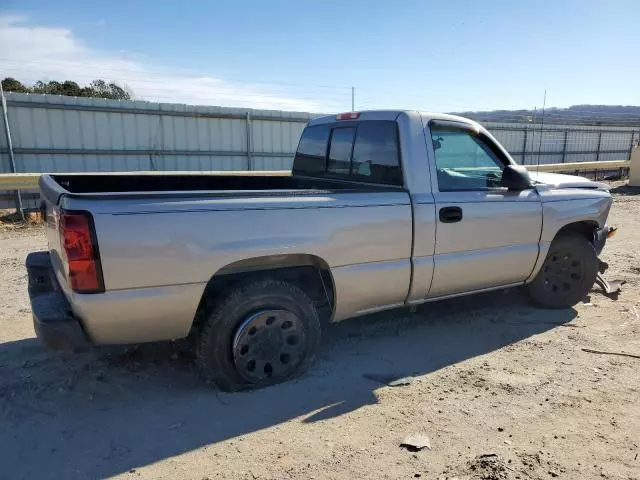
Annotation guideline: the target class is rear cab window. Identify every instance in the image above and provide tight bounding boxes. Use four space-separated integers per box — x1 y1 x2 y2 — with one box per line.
328 128 356 175
293 120 403 186
294 124 330 173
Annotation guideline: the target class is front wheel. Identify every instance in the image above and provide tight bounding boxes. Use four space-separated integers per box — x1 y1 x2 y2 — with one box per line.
196 278 321 391
527 234 598 309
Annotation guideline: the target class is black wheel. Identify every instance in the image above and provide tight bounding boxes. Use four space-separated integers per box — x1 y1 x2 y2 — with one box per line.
196 278 321 391
527 234 598 308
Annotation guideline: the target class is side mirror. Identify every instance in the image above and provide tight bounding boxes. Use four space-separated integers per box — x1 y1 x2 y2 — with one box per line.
501 164 533 190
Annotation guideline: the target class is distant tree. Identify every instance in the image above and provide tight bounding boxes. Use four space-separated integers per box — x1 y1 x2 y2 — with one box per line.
1 77 132 100
32 80 82 97
84 79 131 100
1 77 29 93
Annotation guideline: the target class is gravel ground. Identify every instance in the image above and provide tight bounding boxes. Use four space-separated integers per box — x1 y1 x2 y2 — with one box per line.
0 186 639 480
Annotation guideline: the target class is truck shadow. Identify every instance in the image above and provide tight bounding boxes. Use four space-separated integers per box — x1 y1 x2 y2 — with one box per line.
0 290 577 479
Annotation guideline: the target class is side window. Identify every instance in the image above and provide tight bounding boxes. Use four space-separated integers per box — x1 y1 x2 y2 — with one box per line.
352 122 402 185
431 129 504 191
328 127 356 175
293 124 329 173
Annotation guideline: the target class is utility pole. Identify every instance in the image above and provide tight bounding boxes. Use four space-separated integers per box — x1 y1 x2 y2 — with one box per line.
351 86 355 111
0 80 24 219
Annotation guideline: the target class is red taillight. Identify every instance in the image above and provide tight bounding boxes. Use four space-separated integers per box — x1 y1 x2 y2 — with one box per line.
59 211 104 293
336 112 360 120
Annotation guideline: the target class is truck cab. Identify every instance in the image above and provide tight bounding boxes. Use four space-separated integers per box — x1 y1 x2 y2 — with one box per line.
295 111 610 303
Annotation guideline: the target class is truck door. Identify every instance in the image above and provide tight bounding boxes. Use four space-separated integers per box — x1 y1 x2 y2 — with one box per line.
426 122 542 298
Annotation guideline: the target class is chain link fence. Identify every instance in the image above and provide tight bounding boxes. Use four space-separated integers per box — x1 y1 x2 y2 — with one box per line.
487 124 638 166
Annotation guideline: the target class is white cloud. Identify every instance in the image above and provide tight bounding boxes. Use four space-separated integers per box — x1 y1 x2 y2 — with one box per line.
0 15 335 112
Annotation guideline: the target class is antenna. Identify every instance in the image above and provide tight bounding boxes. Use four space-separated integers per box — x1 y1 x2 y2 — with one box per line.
536 89 547 173
527 106 537 166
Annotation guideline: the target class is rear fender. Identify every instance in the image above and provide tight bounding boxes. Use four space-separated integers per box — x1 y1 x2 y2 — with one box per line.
193 254 336 330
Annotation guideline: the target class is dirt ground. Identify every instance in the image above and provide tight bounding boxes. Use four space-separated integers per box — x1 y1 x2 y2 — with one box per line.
1 185 639 480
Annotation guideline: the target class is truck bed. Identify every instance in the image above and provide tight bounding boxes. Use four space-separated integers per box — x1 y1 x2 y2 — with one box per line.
39 171 414 344
48 173 400 196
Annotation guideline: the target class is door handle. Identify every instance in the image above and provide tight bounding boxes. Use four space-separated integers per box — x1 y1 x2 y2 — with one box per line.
439 206 463 223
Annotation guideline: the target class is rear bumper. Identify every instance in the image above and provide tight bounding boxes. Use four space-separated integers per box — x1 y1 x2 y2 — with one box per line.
26 251 91 351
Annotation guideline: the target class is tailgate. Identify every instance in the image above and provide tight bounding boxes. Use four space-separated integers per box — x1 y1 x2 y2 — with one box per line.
39 174 72 290
42 195 67 287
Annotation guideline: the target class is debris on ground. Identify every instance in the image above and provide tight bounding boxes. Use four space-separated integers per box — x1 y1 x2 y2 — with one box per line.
595 273 626 297
581 348 640 360
400 433 431 452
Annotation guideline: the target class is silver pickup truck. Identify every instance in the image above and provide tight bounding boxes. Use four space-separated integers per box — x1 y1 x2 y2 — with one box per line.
26 110 615 390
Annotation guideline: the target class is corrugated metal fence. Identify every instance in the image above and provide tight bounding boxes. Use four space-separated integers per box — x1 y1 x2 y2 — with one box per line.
0 93 314 174
1 92 639 209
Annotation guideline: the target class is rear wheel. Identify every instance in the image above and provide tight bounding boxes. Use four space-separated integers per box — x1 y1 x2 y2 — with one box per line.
527 234 598 308
196 278 321 391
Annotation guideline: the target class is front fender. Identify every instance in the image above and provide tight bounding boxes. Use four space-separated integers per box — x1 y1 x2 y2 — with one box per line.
526 188 612 282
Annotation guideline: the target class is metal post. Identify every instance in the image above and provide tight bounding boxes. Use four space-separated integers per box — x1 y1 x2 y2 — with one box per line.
246 111 253 171
561 129 568 163
522 128 528 164
595 131 602 162
351 87 355 111
628 131 636 160
0 81 24 219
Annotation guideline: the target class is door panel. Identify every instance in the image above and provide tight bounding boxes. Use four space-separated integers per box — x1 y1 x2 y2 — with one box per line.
435 190 542 254
426 125 543 298
430 190 542 296
429 243 539 297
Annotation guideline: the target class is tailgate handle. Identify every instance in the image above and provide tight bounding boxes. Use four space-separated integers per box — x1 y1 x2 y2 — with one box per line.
439 206 463 223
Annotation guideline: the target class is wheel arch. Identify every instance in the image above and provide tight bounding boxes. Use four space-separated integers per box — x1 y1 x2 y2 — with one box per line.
527 219 601 283
192 254 336 333
553 220 599 243
216 253 332 276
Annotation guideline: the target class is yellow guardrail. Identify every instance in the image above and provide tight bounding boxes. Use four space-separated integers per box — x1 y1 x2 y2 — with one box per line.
0 173 41 190
0 161 630 191
0 170 291 190
526 160 630 173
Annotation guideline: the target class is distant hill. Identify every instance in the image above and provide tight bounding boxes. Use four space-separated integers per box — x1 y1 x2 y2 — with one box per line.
454 105 640 127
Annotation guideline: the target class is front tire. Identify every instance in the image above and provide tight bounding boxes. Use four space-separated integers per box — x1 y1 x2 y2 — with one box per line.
527 233 598 309
196 278 321 391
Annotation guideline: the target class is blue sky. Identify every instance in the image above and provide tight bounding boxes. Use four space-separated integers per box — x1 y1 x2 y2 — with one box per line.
1 0 639 112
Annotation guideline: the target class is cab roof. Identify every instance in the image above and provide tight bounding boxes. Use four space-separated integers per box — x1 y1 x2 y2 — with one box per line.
308 110 482 130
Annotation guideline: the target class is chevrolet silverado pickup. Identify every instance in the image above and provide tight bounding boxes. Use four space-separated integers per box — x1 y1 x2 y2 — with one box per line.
26 110 615 390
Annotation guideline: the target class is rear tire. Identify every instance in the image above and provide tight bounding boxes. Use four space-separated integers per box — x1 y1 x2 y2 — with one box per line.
196 278 321 391
527 233 598 309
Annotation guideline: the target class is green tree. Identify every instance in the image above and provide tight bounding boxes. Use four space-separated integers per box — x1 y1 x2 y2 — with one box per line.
2 77 132 100
1 77 29 93
84 80 131 100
